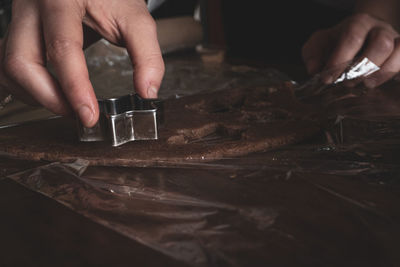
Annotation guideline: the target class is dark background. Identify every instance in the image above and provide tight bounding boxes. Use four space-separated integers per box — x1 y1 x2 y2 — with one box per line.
152 0 351 65
1 0 351 65
221 1 350 64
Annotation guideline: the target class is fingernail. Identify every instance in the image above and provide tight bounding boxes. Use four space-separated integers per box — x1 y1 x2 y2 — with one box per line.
147 86 158 98
364 79 376 89
78 105 94 127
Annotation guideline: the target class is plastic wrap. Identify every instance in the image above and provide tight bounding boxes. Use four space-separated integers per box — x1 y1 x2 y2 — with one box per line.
7 134 400 266
296 57 380 99
85 40 292 100
4 45 400 266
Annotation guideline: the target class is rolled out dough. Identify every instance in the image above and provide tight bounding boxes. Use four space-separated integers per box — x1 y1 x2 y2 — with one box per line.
0 83 319 166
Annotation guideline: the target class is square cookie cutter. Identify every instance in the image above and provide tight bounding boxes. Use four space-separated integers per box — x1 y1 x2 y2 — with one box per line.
77 94 163 147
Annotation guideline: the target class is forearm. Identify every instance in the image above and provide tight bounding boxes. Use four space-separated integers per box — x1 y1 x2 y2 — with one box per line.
355 0 400 30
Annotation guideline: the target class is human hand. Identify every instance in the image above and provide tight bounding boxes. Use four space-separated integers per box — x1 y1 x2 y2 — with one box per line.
302 13 400 87
0 0 164 127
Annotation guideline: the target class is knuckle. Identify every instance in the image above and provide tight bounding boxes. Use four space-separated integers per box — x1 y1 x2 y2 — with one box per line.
352 13 372 24
156 55 165 72
158 63 166 76
136 13 157 29
342 15 371 35
120 12 157 33
143 15 157 32
346 33 364 48
156 62 165 75
136 55 165 76
374 30 395 52
146 53 164 67
342 27 365 47
46 38 81 62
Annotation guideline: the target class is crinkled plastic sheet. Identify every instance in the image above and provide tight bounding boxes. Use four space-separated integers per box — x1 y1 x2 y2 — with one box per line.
295 57 400 117
6 48 400 266
7 136 400 266
85 40 292 100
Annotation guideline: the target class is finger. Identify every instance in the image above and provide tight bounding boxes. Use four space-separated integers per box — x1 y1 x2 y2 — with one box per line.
360 27 395 67
3 0 70 114
0 30 38 105
302 29 335 75
326 15 373 69
353 27 396 89
363 37 400 88
0 70 38 105
41 1 98 127
324 16 373 83
117 8 164 98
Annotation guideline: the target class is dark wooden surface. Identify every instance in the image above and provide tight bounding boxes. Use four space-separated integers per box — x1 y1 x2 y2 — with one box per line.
1 52 400 266
0 157 186 267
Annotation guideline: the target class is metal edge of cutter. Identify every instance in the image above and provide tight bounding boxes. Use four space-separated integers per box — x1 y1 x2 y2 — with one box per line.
77 94 164 147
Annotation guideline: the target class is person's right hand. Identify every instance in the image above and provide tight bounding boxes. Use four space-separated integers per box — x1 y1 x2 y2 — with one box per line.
302 13 400 86
0 0 165 127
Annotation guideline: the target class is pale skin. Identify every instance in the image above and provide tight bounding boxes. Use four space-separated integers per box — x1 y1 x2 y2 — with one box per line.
1 0 399 128
0 0 164 128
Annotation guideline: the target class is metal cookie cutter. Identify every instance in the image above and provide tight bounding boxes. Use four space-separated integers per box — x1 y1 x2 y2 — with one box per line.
77 94 163 147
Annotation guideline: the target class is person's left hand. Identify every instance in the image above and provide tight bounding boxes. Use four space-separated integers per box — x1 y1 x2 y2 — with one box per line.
302 13 400 87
